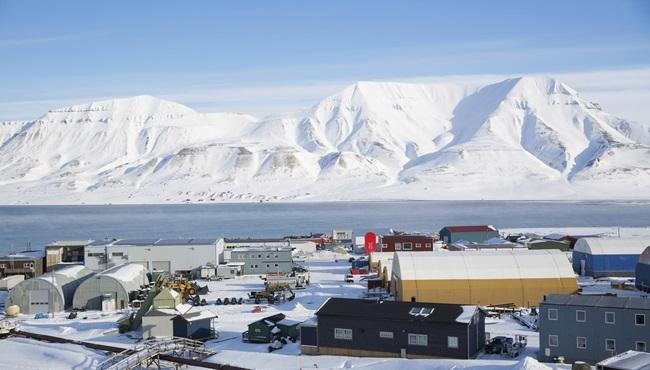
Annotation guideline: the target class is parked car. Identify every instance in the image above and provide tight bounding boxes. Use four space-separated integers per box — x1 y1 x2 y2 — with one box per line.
485 336 514 354
344 274 354 283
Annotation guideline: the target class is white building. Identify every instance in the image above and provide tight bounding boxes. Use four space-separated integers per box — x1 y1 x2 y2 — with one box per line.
84 238 224 274
223 238 289 261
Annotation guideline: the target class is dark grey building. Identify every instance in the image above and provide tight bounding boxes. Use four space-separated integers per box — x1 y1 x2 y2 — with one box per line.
539 295 650 365
171 310 217 340
301 298 484 359
229 248 293 275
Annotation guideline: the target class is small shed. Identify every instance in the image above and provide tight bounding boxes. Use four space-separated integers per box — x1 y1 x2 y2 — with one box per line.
73 263 148 311
172 310 216 340
5 265 93 314
635 246 650 292
573 238 650 277
153 288 181 309
526 239 571 251
216 262 244 279
244 313 286 343
276 318 301 339
439 225 499 244
142 308 177 338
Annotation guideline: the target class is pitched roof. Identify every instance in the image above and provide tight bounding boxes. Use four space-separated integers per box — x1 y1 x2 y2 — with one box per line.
442 225 497 233
316 298 475 324
543 294 650 310
597 350 650 370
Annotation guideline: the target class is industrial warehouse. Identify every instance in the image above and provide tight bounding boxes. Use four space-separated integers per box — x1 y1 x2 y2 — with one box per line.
1 229 650 370
5 265 93 314
572 237 650 277
73 263 148 311
390 250 578 307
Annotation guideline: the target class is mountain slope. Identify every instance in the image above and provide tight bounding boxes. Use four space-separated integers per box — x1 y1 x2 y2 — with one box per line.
0 78 648 204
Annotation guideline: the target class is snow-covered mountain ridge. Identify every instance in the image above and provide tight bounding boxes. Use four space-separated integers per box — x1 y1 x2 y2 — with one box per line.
1 76 649 204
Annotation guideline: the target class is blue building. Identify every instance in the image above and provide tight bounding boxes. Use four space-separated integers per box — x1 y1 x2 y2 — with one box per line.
439 225 499 244
572 238 650 278
636 246 650 292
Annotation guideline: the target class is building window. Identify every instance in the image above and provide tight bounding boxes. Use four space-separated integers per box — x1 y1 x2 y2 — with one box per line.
576 310 586 322
381 243 388 250
548 308 558 321
266 264 270 268
415 243 421 248
395 243 402 250
447 336 459 349
636 341 647 352
549 335 559 347
403 242 412 250
274 264 278 267
636 314 646 326
605 312 615 324
576 337 587 349
334 328 352 340
112 252 124 257
408 333 428 346
379 331 393 339
425 243 431 248
605 339 616 352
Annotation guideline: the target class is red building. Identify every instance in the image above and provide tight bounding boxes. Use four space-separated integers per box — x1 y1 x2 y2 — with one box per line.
379 234 437 252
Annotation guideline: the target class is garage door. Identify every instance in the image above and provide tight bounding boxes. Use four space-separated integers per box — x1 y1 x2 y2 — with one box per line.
29 289 50 314
152 261 171 272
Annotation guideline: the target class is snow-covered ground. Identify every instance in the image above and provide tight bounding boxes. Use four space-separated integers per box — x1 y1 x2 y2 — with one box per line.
1 77 649 204
0 249 583 370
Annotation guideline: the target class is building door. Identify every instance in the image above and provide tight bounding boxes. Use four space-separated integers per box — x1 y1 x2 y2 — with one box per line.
152 261 171 272
101 293 116 312
29 289 50 313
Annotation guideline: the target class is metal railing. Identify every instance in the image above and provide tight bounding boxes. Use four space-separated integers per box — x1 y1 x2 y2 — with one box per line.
96 337 215 370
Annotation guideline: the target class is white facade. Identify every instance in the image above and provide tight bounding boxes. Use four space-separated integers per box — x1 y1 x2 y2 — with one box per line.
290 241 317 254
223 238 289 261
84 238 224 273
332 229 353 242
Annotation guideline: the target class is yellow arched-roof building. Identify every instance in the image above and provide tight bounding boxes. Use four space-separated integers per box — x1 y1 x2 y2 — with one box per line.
391 250 577 307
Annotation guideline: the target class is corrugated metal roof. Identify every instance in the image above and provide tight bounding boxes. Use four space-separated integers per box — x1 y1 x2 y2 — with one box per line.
113 238 161 246
543 294 650 310
574 238 650 256
597 350 650 370
392 250 575 280
224 238 288 243
442 225 497 233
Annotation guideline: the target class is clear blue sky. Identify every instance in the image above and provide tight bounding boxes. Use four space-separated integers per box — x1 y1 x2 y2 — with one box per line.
1 0 649 121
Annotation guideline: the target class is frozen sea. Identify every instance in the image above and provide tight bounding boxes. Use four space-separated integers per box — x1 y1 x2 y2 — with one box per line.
1 200 649 254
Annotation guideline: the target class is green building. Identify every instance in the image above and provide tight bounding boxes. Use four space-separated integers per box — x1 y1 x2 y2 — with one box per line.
526 239 571 251
439 225 500 244
153 287 181 309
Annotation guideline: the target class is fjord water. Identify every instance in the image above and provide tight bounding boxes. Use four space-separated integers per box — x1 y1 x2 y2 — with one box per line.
0 201 649 254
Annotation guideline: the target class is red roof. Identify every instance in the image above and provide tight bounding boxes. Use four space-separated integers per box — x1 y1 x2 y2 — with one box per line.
443 225 497 233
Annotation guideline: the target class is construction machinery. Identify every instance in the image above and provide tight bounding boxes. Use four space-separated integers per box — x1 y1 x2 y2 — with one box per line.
117 274 167 333
167 278 209 304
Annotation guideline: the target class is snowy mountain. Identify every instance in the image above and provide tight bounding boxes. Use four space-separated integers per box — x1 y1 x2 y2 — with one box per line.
0 77 649 204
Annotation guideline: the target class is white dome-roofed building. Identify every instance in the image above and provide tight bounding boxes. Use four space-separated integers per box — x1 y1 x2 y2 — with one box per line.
6 265 93 314
635 246 650 292
572 238 650 277
390 250 577 307
73 262 148 311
